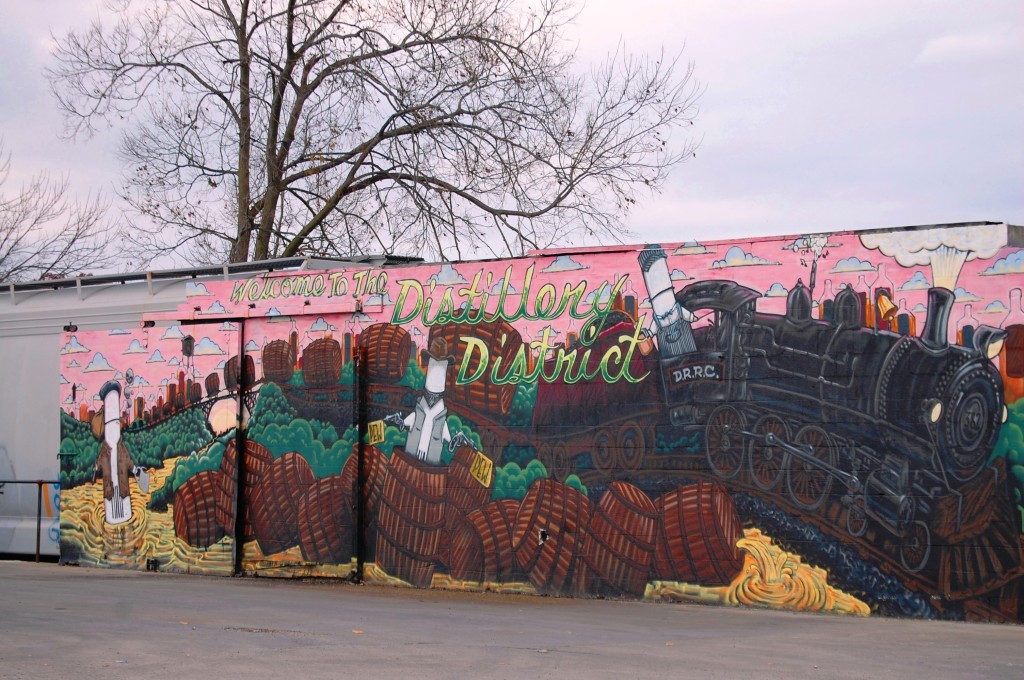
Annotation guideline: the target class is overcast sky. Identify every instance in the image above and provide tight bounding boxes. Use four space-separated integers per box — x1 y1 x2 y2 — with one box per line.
2 0 1021 257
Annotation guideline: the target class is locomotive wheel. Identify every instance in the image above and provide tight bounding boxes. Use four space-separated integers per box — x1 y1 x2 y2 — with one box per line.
786 425 836 510
938 366 1002 482
617 423 646 471
592 430 615 476
748 415 789 491
705 405 746 479
846 498 868 538
899 520 932 573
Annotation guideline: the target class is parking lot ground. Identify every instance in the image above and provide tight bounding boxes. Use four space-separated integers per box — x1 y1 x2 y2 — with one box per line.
1 560 1021 680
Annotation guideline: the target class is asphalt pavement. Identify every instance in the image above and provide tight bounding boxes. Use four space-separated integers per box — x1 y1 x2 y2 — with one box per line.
1 560 1021 680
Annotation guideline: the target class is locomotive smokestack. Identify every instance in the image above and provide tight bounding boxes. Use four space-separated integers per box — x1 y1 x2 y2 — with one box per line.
638 245 697 358
921 287 955 350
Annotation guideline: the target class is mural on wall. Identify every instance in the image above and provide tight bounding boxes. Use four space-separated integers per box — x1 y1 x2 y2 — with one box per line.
59 223 1024 622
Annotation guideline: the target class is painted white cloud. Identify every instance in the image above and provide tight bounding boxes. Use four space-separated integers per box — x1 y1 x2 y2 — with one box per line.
168 356 181 366
979 250 1024 276
540 255 587 273
186 282 210 296
350 312 373 323
711 245 778 269
123 339 147 354
366 292 394 306
108 328 130 335
829 256 876 274
490 279 519 295
67 359 81 368
83 353 115 372
161 325 184 340
244 340 260 352
220 322 238 332
765 283 789 297
216 361 227 370
584 287 613 306
194 337 227 355
159 378 169 386
672 242 712 255
899 271 931 290
429 263 469 285
205 301 228 314
61 336 89 354
147 350 166 363
953 287 981 302
59 374 69 384
912 303 929 315
982 300 1009 315
309 317 331 332
670 268 691 281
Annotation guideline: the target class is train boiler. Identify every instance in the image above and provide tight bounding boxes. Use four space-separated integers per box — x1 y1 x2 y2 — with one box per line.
638 245 1010 573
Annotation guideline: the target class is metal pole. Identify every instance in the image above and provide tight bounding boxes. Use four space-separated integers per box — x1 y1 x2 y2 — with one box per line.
35 481 43 563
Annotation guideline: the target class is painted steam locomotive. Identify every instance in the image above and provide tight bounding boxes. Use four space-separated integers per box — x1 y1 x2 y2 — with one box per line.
637 245 1008 573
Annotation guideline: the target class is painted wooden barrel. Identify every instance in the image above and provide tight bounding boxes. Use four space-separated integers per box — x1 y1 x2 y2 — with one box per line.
652 481 744 586
297 475 355 564
173 469 226 549
302 338 343 388
205 372 220 398
224 355 257 390
339 445 388 560
512 478 592 594
217 439 273 540
375 448 447 587
577 481 658 596
249 452 314 556
262 339 296 384
439 445 494 568
359 323 412 384
428 319 522 417
448 499 521 583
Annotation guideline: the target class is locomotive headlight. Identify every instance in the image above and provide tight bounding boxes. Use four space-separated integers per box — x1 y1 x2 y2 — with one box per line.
924 399 943 423
973 326 1007 361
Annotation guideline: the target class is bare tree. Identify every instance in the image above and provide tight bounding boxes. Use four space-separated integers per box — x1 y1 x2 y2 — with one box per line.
0 143 116 283
48 0 700 264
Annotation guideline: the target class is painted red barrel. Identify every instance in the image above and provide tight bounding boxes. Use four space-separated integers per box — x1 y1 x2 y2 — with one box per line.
262 339 296 384
577 481 658 596
439 445 494 568
302 338 343 388
512 478 592 594
297 475 355 564
375 448 446 587
249 452 314 556
359 323 412 384
448 499 521 583
428 319 522 417
174 469 227 549
652 481 744 586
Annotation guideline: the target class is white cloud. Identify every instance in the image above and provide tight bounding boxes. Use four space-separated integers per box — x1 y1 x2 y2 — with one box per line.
123 339 147 354
765 283 788 297
147 350 166 363
830 257 876 274
186 282 211 296
428 264 469 285
899 271 931 290
916 30 1021 64
161 325 184 340
982 300 1009 315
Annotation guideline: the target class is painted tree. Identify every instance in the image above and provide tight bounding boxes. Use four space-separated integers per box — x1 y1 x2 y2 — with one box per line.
48 0 700 264
0 143 115 282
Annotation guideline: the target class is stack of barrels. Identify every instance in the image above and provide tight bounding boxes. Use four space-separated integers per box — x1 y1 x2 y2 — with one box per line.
439 478 745 595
